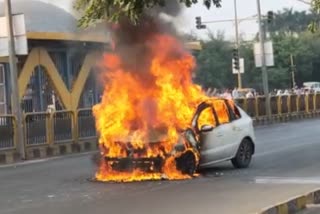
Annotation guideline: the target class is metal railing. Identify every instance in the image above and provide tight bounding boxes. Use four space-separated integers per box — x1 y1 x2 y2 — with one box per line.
316 94 320 110
24 112 49 146
0 115 15 150
23 109 96 147
53 111 74 143
77 108 96 139
235 93 320 118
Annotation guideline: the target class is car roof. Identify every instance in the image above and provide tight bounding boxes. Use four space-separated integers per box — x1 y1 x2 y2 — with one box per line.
196 98 234 112
202 98 228 104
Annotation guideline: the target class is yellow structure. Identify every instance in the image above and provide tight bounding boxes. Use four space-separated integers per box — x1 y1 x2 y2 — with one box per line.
18 48 101 111
0 0 111 113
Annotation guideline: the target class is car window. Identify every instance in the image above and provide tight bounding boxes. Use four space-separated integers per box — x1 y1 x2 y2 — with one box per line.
212 100 230 125
226 100 241 120
197 107 217 131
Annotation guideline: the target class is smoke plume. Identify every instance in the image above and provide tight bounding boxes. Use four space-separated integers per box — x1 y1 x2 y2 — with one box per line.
105 0 189 89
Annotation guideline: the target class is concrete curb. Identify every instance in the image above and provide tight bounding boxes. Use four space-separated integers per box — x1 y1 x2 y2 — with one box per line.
257 189 320 214
0 150 20 164
0 138 98 165
306 189 320 204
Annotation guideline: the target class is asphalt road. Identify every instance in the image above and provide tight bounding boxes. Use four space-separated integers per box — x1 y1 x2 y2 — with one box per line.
1 119 320 214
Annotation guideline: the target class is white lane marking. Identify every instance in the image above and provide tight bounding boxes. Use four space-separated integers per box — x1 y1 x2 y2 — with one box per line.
255 176 320 184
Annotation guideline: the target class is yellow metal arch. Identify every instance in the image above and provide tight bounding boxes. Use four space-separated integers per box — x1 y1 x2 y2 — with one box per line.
70 51 100 111
18 47 101 111
18 48 72 110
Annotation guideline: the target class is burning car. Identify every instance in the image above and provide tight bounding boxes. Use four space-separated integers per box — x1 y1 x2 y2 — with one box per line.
93 18 254 182
94 98 255 182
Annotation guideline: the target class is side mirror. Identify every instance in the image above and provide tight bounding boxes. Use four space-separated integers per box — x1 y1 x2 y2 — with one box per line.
201 125 214 132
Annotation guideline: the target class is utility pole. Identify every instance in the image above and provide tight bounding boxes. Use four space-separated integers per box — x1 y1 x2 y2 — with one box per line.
4 0 25 159
233 0 242 89
290 54 296 88
256 0 271 118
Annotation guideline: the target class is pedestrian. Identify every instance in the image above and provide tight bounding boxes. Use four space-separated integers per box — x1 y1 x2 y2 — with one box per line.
246 90 254 98
222 89 232 100
276 89 282 96
232 87 239 99
283 89 290 95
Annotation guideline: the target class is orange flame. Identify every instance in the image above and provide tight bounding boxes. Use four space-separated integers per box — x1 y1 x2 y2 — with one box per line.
93 33 212 182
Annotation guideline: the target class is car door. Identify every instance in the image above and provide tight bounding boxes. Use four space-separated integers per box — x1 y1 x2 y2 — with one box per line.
197 100 233 166
195 105 222 165
209 99 235 161
225 100 245 154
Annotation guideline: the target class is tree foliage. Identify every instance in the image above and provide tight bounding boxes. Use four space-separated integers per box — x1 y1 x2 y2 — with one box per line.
194 9 320 91
309 0 320 32
194 32 233 89
74 0 221 27
270 8 315 33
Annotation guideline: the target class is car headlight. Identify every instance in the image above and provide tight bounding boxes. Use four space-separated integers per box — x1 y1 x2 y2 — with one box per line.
184 128 198 149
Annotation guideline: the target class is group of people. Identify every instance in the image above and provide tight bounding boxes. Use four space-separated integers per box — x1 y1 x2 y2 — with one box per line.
272 87 319 96
204 86 319 100
205 88 256 99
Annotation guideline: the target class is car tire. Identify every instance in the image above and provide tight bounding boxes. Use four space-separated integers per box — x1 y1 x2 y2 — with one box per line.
175 150 197 176
231 139 253 169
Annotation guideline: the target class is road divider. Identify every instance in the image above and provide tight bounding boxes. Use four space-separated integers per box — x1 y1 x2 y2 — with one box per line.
235 94 320 118
241 93 320 126
257 188 320 214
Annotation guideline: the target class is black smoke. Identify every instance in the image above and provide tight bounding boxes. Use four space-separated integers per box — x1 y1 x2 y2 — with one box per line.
107 0 188 88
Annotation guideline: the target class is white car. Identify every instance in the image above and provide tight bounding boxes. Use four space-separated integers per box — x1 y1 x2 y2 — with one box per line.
101 98 256 176
191 99 256 169
303 82 320 93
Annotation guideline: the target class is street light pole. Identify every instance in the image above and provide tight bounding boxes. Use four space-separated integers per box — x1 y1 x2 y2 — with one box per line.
233 0 242 89
290 54 296 88
256 0 271 118
4 0 25 159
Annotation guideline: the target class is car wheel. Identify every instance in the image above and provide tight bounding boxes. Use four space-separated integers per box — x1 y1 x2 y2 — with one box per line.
175 150 197 176
231 139 253 169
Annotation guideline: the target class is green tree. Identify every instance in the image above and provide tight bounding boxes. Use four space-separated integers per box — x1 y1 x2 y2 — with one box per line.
270 8 316 33
74 0 222 27
194 30 320 90
299 31 320 82
238 42 261 89
309 0 320 32
193 32 234 89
